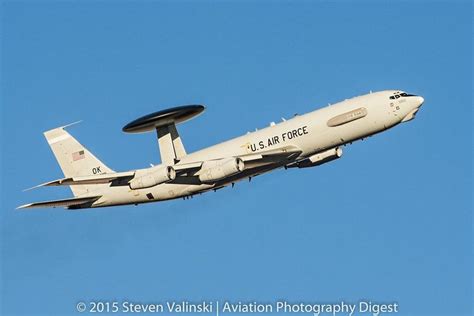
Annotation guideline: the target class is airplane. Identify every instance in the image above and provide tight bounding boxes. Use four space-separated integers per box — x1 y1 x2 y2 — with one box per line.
18 90 424 210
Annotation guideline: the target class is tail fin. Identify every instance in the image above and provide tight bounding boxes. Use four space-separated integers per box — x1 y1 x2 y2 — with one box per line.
43 123 114 197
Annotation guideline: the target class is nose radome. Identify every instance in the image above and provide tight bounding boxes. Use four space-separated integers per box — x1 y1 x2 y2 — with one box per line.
415 96 424 107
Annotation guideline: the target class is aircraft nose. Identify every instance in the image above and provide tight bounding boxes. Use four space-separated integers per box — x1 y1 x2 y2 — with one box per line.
415 96 424 107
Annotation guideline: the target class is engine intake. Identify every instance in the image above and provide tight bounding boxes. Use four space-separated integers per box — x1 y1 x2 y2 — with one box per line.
199 158 244 183
129 165 176 190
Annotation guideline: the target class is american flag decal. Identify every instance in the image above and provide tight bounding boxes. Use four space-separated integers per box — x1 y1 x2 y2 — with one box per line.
72 150 85 161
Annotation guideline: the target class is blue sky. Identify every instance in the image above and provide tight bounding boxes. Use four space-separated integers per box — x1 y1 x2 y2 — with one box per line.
1 1 472 315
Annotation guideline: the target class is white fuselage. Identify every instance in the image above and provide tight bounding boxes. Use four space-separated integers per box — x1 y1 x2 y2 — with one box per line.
93 90 424 207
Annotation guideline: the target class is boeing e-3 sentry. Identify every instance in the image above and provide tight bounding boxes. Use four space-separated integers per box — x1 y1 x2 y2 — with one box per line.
18 90 424 209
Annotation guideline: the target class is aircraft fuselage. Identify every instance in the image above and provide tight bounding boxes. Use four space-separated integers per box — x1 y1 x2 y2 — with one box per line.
91 90 424 208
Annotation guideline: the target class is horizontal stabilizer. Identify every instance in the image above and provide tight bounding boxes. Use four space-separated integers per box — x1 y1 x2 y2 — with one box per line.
24 171 135 191
17 196 101 210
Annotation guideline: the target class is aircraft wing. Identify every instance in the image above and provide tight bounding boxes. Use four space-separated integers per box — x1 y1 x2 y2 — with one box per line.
24 146 302 189
173 161 203 173
17 195 101 209
238 145 302 166
24 171 135 190
171 145 302 181
173 145 302 172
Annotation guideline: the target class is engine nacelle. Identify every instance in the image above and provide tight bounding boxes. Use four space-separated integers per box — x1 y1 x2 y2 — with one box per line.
293 147 343 168
129 165 176 190
199 158 244 183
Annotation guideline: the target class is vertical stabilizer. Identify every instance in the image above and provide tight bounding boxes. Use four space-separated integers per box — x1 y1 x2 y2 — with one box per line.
43 124 113 197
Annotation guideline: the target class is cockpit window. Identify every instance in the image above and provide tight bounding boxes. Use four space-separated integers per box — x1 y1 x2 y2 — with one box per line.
390 92 417 99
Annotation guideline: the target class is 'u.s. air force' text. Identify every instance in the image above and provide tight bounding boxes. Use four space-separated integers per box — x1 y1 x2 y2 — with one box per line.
246 125 309 152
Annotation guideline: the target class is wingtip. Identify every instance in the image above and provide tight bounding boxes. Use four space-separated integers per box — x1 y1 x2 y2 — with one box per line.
22 185 41 192
61 120 83 129
22 179 59 192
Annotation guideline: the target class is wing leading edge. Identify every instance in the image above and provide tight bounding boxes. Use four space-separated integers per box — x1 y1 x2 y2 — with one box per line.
17 196 101 210
23 171 135 191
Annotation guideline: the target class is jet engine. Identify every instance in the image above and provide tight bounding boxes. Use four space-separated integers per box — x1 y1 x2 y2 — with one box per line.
290 147 343 168
129 165 176 190
199 158 245 183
